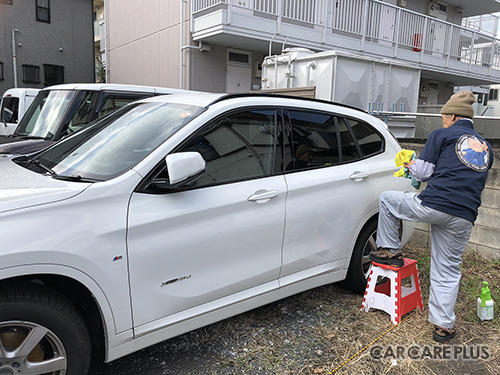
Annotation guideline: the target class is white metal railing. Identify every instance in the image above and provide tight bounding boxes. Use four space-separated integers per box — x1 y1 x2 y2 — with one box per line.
462 14 499 38
191 0 500 71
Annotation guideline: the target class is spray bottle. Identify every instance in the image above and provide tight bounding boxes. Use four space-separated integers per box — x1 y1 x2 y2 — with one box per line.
477 281 494 321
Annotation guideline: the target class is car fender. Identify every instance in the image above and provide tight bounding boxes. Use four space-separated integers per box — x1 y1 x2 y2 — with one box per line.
0 263 134 358
344 207 380 267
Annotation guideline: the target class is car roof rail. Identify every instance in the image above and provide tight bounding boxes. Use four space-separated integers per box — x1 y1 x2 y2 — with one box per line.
207 92 367 113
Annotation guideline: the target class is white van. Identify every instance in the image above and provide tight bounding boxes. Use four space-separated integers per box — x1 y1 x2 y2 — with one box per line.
0 83 196 156
0 88 40 136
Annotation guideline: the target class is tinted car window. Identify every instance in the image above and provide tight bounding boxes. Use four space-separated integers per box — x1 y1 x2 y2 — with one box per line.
178 109 277 187
285 109 340 172
1 97 19 123
337 116 361 162
345 118 384 156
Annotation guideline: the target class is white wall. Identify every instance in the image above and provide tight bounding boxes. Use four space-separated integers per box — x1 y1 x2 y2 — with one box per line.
107 0 182 88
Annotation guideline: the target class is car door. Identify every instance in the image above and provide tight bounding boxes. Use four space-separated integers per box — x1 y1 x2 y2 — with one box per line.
279 109 380 283
127 108 287 333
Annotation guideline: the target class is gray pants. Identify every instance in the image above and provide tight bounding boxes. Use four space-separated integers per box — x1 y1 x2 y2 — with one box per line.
376 191 473 329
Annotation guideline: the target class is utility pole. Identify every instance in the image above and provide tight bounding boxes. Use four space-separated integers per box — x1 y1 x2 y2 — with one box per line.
12 29 20 88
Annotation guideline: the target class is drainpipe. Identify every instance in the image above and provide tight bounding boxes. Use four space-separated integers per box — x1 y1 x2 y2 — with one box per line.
180 1 212 89
306 60 318 87
12 29 20 88
180 0 184 89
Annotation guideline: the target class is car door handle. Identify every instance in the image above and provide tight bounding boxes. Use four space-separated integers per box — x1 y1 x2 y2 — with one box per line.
247 190 279 203
349 171 371 182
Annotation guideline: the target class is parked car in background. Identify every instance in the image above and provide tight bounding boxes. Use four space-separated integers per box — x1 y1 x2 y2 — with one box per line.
0 88 40 136
0 93 414 374
0 83 194 156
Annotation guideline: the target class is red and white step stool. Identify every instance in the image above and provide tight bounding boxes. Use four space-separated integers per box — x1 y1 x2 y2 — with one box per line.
361 258 424 324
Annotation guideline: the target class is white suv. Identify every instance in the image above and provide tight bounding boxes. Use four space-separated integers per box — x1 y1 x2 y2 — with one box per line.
0 93 413 374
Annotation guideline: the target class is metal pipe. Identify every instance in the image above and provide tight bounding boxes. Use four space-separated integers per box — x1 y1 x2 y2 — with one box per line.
360 0 369 51
275 56 278 90
281 36 288 53
104 0 109 83
180 0 184 89
268 33 277 57
305 60 318 87
393 8 401 58
12 29 19 88
376 111 500 120
285 53 292 88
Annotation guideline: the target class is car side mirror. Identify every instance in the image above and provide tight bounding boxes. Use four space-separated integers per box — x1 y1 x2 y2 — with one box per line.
165 152 206 186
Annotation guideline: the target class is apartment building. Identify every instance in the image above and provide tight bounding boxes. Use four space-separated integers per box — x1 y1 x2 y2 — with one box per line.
104 1 500 107
0 0 94 94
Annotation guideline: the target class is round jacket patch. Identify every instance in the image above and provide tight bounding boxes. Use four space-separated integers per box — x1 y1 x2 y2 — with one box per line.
456 135 490 172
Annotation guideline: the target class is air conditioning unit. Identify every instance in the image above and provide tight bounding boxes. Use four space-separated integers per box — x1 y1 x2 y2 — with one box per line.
427 2 447 20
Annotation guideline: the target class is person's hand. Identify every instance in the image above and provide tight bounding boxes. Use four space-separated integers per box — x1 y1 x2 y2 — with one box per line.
404 160 415 168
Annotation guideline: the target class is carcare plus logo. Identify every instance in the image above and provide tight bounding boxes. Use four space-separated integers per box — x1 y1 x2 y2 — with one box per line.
370 345 490 361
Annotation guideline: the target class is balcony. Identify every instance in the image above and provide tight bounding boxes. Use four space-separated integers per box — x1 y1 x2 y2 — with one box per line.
191 0 500 85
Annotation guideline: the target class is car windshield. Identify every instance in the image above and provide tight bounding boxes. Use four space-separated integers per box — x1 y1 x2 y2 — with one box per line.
14 90 76 139
1 97 20 123
17 102 204 181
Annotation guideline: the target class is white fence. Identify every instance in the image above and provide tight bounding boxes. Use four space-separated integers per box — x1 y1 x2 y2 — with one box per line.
192 0 500 71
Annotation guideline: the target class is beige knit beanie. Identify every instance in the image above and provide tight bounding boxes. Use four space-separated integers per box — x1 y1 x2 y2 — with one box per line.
440 90 475 118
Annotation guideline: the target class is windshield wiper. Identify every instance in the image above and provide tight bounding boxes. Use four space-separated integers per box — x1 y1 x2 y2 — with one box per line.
25 158 56 175
52 175 97 182
21 135 49 140
24 158 97 182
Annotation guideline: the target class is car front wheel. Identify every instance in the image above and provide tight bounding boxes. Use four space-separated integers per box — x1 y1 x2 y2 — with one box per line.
0 285 91 375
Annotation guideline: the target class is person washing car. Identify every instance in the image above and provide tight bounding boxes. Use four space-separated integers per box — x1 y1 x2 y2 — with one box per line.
369 91 494 344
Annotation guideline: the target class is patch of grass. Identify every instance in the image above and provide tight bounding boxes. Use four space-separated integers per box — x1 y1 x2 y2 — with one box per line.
318 242 500 375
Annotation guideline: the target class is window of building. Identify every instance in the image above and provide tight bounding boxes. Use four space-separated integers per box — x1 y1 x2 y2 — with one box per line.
0 62 4 81
22 64 40 84
43 64 64 86
36 0 50 23
489 89 498 101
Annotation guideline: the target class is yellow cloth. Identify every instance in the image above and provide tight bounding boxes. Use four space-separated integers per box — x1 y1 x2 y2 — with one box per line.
394 149 416 178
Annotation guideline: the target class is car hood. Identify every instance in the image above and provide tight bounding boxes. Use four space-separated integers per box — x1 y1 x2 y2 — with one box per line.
0 159 91 214
0 138 54 155
0 136 23 145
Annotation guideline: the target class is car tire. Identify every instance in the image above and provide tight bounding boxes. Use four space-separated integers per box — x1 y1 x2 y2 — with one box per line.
342 219 378 294
0 284 91 375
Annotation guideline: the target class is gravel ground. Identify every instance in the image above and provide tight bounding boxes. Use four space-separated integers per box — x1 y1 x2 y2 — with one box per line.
91 286 355 375
90 243 499 375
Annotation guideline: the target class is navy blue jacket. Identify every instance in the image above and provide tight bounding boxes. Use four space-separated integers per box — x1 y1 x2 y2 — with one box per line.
418 119 494 224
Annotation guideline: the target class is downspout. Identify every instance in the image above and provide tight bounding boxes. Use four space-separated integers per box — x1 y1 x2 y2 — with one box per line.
104 0 109 83
12 29 19 88
180 0 184 89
